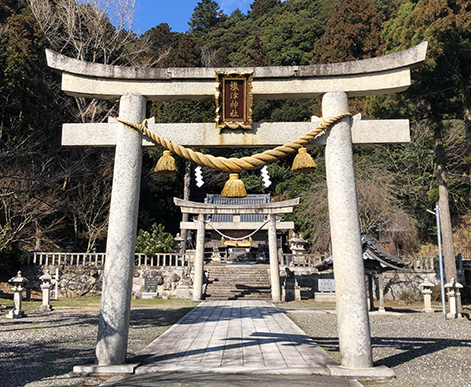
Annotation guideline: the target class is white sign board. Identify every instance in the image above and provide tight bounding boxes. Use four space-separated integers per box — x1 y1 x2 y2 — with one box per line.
318 278 335 292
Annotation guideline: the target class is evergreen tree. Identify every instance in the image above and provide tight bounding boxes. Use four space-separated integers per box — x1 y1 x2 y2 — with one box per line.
249 35 269 66
188 0 225 35
311 0 384 63
369 0 471 282
250 0 281 20
172 35 201 67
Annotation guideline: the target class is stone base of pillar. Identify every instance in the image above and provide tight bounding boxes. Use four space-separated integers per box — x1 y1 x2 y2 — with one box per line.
39 304 53 312
447 312 462 319
6 309 26 319
73 363 140 375
327 364 395 380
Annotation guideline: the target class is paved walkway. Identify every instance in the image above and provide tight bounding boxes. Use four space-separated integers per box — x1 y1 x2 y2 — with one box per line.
133 300 338 375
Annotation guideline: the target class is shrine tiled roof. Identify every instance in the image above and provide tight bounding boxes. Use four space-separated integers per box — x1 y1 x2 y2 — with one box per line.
314 234 410 272
205 194 272 223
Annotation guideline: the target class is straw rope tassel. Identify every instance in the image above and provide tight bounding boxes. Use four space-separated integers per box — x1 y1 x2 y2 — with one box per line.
221 173 247 198
155 150 177 174
292 147 317 173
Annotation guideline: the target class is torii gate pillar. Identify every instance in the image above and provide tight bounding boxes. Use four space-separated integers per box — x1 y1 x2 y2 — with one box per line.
323 91 372 368
96 93 145 365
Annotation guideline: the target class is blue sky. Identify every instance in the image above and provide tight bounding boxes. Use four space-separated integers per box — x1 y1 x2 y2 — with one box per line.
133 0 253 35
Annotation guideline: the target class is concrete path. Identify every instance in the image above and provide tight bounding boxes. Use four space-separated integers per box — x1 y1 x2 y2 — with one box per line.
133 300 338 375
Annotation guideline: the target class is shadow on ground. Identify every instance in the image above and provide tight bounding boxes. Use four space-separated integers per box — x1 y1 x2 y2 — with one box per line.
312 335 471 369
111 372 351 387
0 307 192 386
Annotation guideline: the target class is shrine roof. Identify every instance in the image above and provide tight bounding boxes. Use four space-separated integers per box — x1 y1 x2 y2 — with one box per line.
314 235 410 272
205 194 272 223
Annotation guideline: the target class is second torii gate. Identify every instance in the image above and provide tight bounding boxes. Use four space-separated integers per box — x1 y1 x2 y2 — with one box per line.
47 42 427 375
173 197 299 302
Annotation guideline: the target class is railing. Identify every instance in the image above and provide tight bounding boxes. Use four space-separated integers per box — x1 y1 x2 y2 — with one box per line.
27 252 106 266
27 252 193 268
134 253 193 267
280 254 325 268
280 253 440 271
407 255 437 270
462 247 471 260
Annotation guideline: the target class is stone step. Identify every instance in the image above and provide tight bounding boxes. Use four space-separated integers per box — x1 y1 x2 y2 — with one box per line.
204 266 271 300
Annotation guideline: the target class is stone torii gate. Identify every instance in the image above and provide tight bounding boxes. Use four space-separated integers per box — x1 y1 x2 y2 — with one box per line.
174 197 299 302
46 42 427 373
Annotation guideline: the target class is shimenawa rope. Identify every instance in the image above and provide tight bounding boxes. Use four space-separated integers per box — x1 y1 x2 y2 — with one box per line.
115 113 352 173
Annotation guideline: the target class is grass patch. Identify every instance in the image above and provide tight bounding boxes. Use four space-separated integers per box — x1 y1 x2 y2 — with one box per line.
1 295 198 314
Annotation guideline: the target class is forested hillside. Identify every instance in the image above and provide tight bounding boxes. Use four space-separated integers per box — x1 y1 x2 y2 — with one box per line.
1 0 470 265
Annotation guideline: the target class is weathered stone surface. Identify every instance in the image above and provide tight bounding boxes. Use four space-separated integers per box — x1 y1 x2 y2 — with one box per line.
47 43 427 100
96 93 146 366
62 119 410 149
323 91 372 369
47 43 427 80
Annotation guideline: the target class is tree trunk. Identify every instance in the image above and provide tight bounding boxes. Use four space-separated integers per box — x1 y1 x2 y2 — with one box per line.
180 161 191 256
34 220 41 251
461 79 471 185
434 121 457 283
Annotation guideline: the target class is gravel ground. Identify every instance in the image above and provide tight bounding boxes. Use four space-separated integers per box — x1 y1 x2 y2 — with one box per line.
0 303 195 387
289 307 471 387
1 302 470 387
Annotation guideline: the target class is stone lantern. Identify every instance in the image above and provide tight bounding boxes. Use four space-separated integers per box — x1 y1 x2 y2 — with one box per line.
6 271 29 319
289 233 307 255
289 233 308 266
419 278 435 313
39 270 54 312
174 233 184 256
444 278 463 319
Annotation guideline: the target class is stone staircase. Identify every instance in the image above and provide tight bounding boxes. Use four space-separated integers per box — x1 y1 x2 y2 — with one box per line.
204 265 272 300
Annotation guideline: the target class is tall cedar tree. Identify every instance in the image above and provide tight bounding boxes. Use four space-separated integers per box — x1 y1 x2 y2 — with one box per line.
371 0 471 282
249 35 269 66
250 0 281 19
188 0 225 35
172 35 201 67
311 0 384 115
311 0 384 63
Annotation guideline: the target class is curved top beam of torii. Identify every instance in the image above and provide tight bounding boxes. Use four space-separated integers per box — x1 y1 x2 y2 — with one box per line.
46 42 427 101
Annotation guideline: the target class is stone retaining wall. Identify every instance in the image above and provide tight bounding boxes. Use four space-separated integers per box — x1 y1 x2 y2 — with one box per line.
280 267 439 301
20 264 194 299
132 266 194 299
20 263 437 301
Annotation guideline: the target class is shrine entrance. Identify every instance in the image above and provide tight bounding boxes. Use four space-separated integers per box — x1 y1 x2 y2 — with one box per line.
174 197 299 302
46 41 427 374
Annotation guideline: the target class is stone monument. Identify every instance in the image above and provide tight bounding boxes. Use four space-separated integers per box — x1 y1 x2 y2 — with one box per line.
39 270 54 312
445 278 463 319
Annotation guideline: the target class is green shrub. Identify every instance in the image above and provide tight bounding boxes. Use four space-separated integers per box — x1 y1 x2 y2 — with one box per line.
135 223 175 255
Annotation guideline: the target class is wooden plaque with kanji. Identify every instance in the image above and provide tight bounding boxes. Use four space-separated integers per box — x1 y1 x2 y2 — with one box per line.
215 72 253 129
